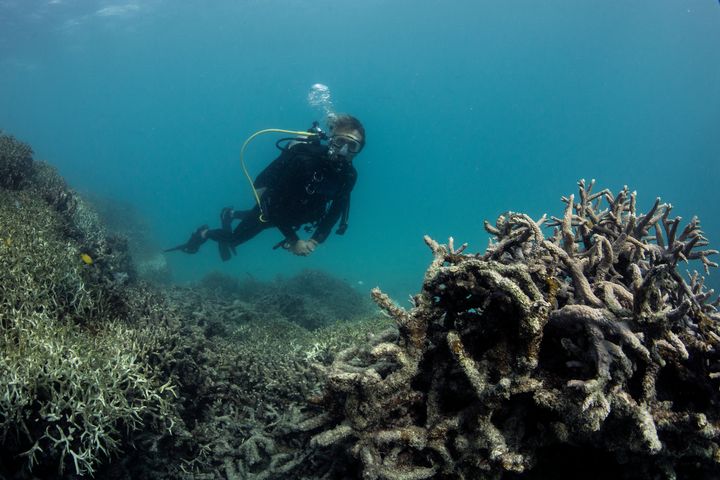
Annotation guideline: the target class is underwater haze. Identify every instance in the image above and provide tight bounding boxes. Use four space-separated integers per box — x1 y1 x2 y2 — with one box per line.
1 0 719 299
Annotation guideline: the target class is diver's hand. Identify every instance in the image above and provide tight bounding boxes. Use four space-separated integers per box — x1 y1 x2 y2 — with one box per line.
288 239 318 256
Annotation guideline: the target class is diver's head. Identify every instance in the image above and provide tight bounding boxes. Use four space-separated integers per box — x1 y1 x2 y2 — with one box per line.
327 114 365 162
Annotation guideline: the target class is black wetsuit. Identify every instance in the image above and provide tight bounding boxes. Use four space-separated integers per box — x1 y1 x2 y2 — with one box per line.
206 141 357 252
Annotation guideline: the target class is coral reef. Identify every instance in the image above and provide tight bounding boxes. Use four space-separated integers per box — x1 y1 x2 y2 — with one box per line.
273 269 375 329
0 134 176 477
87 194 172 283
7 128 719 480
2 131 386 478
311 180 720 479
97 282 390 480
0 131 34 189
280 269 372 318
196 269 375 330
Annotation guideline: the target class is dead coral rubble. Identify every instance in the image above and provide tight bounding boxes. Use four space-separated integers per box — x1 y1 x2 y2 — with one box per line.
314 180 720 479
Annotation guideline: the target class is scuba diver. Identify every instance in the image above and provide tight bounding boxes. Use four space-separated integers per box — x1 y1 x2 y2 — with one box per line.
165 114 365 260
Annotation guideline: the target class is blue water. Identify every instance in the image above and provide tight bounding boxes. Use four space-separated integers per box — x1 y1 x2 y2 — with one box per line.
1 0 719 301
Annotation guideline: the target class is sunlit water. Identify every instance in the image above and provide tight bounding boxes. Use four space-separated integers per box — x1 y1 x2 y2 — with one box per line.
1 0 719 300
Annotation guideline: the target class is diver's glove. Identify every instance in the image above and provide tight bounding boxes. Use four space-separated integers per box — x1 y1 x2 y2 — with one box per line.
287 239 318 256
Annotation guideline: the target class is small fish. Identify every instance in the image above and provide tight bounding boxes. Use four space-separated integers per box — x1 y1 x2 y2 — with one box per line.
3 238 11 247
80 253 93 265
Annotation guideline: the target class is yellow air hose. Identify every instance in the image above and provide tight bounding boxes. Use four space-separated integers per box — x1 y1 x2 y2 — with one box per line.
239 128 320 222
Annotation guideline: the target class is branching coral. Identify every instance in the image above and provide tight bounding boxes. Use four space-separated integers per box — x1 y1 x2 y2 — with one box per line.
0 314 175 476
0 132 34 190
7 126 719 480
195 269 375 330
312 180 720 479
0 163 175 476
98 278 390 480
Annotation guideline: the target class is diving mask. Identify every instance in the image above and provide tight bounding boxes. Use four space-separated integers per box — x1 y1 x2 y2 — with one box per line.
329 134 363 156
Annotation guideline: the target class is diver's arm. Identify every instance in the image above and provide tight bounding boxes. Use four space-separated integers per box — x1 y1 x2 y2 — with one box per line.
277 222 299 244
311 194 349 244
311 169 357 244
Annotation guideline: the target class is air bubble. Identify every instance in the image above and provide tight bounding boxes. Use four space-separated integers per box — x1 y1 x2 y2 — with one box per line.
307 83 336 119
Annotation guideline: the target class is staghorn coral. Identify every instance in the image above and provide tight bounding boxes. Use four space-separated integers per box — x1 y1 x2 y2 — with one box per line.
311 180 720 479
29 159 144 322
0 191 175 477
0 131 34 189
99 281 391 480
278 269 375 322
4 142 140 295
0 313 175 477
0 141 177 477
87 194 171 283
195 269 375 330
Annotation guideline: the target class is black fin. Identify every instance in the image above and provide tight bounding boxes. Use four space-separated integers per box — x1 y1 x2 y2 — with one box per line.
218 242 233 261
164 243 188 253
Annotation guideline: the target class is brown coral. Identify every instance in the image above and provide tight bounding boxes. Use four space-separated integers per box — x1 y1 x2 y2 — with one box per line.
312 180 720 479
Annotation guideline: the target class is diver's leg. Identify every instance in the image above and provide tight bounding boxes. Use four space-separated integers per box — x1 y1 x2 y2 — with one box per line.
164 225 209 253
220 207 254 231
205 226 236 261
205 207 270 261
209 208 267 244
204 228 233 243
229 209 272 247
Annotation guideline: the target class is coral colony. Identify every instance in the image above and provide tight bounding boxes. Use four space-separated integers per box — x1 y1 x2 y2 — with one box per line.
2 131 719 479
311 180 720 479
0 133 175 477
